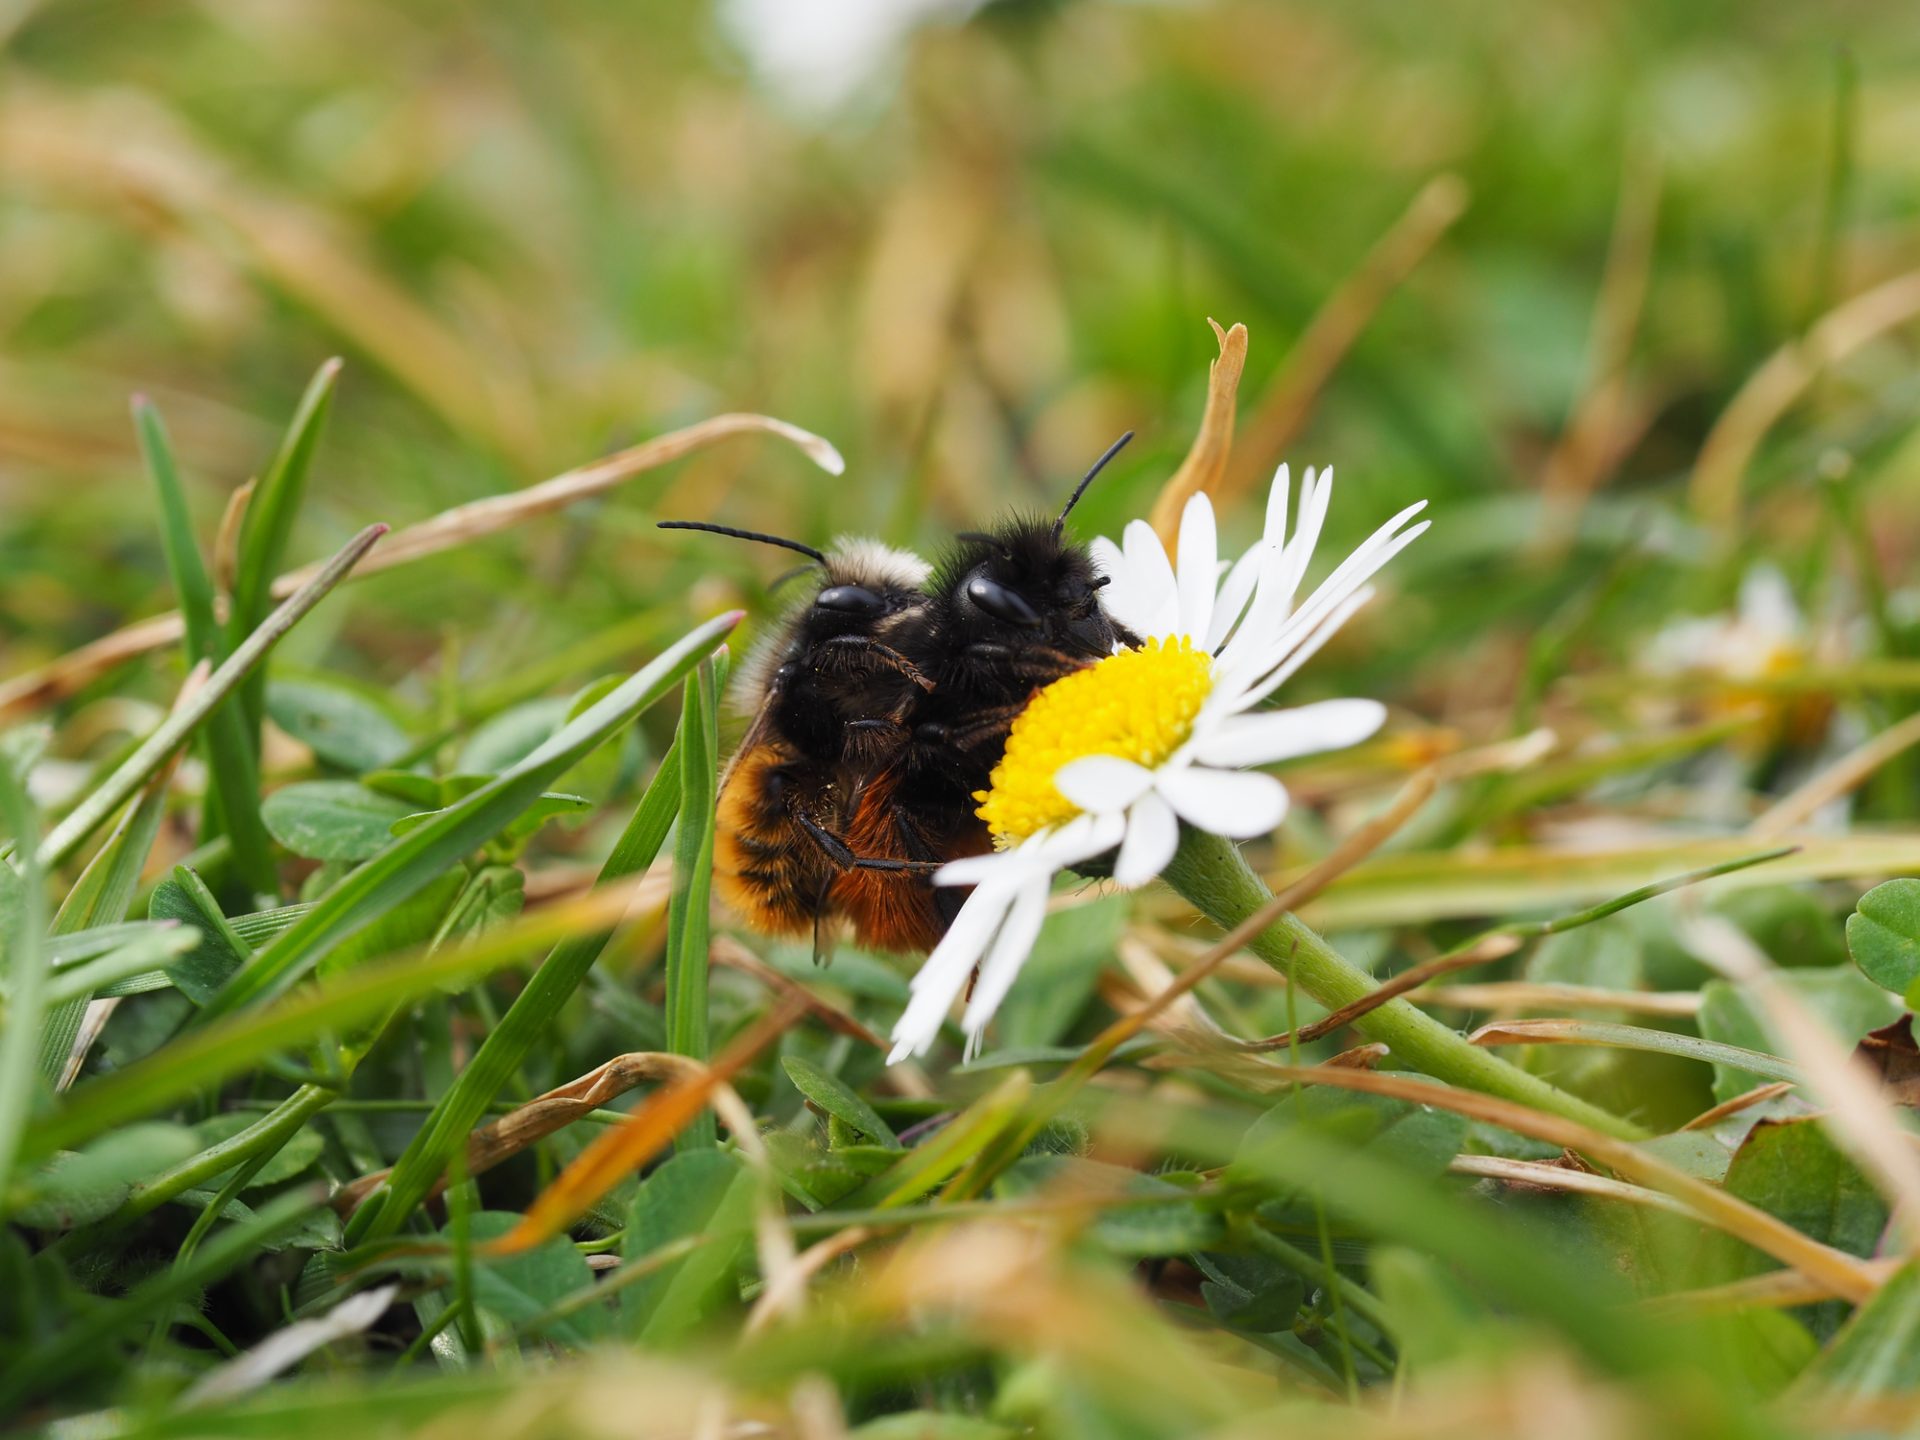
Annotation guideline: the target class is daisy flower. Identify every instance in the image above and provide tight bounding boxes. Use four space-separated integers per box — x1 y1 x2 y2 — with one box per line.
888 466 1428 1063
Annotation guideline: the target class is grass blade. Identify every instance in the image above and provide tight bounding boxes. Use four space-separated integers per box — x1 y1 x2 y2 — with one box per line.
200 610 739 1019
666 653 721 1151
37 757 177 1084
0 745 49 1209
37 524 387 873
227 359 342 746
135 395 277 897
354 734 685 1243
1467 1018 1803 1084
23 880 660 1159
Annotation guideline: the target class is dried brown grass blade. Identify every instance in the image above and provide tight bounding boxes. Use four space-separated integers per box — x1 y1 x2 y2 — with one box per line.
1691 266 1920 532
332 1051 690 1216
1147 319 1247 548
1229 175 1469 507
486 997 805 1254
1680 1081 1798 1132
1418 981 1701 1018
212 479 256 597
0 414 841 722
1238 933 1519 1051
710 934 888 1050
1448 1153 1697 1217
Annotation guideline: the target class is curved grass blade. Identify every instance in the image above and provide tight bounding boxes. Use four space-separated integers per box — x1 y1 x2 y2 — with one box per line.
1467 1018 1803 1084
37 524 387 873
135 395 276 896
200 610 739 1019
354 735 686 1243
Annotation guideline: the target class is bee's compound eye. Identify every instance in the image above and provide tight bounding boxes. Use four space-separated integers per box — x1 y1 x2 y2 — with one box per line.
966 575 1042 627
816 584 886 615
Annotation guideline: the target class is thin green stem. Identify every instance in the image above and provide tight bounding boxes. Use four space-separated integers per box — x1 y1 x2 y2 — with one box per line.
1159 831 1646 1141
121 1084 336 1222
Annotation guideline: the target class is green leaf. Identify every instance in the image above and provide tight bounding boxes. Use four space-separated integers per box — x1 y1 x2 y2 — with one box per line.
12 1123 200 1230
1699 971 1899 1102
1798 1261 1920 1396
201 609 737 1019
192 1112 326 1188
1702 1116 1889 1340
992 893 1129 1049
666 655 721 1151
352 735 686 1244
1237 1084 1470 1195
43 926 198 1008
456 698 570 775
151 870 254 1004
1847 878 1920 994
452 1211 606 1345
262 781 416 862
622 1149 756 1343
267 676 414 773
783 1055 899 1147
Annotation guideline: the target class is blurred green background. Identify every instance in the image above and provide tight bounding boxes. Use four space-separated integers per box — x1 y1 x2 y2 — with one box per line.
2 0 1916 732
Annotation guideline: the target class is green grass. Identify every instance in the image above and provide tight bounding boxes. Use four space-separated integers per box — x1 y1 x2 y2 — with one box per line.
5 2 1920 1437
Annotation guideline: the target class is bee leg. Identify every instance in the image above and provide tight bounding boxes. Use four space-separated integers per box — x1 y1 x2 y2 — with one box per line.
843 716 910 766
817 635 936 691
893 810 966 931
920 702 1029 760
791 806 942 875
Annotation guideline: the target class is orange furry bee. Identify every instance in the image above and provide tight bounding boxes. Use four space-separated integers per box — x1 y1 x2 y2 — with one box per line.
658 432 1136 958
658 523 953 956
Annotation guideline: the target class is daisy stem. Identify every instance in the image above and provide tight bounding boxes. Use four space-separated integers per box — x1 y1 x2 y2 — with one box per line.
1160 830 1648 1141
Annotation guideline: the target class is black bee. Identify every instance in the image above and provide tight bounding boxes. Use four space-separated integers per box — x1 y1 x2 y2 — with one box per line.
658 430 1135 954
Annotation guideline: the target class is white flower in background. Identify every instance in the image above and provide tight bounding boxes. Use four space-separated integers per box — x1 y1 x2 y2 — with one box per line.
888 467 1428 1063
1646 565 1808 681
721 0 989 114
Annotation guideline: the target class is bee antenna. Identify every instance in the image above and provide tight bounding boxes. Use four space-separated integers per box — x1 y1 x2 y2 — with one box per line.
1053 430 1134 539
657 520 827 566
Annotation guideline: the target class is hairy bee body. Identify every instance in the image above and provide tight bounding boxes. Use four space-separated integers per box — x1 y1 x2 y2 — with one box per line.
666 433 1135 959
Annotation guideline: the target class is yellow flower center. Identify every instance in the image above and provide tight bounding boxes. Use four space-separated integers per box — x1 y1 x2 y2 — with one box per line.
976 636 1214 841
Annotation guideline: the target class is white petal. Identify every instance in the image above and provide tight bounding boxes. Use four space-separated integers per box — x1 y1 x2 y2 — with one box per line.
1089 536 1152 636
1113 791 1179 887
1264 464 1292 548
961 877 1052 1038
936 847 1041 887
1206 541 1268 652
1157 766 1290 839
1191 698 1387 768
888 881 1013 1062
1174 492 1218 644
1121 519 1180 637
1054 755 1155 813
1228 584 1378 713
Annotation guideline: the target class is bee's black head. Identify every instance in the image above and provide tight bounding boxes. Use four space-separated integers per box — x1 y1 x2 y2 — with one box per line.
933 519 1122 661
799 539 932 645
929 431 1135 664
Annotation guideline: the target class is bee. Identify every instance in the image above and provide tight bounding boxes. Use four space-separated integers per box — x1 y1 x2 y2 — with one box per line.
656 522 946 957
658 430 1135 957
898 431 1138 826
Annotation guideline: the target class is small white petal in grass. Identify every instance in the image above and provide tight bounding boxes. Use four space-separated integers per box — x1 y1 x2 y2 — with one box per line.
1157 766 1290 837
1191 698 1387 770
1054 755 1156 813
888 461 1425 1065
1113 790 1178 887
